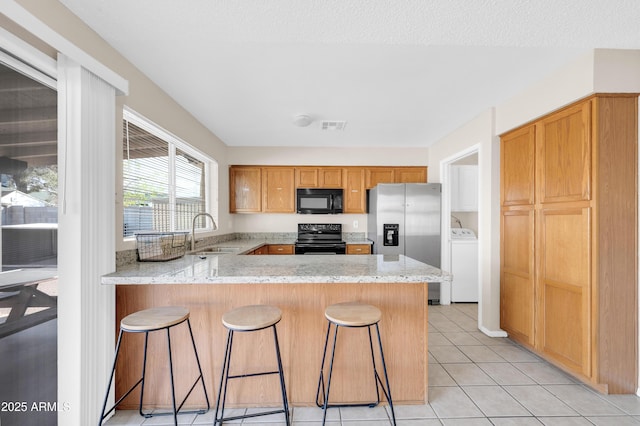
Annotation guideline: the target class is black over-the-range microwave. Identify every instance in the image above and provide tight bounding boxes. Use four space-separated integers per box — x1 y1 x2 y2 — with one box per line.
296 188 343 214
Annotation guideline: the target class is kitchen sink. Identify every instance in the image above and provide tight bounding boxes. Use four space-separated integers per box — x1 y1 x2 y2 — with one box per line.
192 247 242 255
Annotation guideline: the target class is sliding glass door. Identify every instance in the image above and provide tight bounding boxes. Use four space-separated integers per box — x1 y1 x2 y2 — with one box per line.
0 60 58 426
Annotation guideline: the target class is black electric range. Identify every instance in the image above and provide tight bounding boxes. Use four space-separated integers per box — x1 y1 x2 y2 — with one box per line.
294 224 346 255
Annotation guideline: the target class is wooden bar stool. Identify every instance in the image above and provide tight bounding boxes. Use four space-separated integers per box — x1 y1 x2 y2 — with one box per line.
214 304 290 425
315 301 396 425
99 306 209 425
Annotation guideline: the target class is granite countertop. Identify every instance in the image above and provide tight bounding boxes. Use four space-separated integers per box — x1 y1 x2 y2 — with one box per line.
102 239 450 285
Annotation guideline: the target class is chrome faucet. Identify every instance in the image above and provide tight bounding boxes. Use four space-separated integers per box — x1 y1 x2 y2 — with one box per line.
191 212 217 251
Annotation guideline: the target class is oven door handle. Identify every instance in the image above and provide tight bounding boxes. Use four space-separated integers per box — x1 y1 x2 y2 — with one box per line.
296 243 345 249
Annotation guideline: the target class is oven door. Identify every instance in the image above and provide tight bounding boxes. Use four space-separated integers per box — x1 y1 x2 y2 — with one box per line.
295 243 346 255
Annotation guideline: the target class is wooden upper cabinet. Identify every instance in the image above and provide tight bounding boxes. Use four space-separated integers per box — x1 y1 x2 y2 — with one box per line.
536 101 591 204
295 167 343 188
501 125 535 206
319 168 343 187
295 168 319 188
366 167 427 189
395 167 427 183
229 166 262 213
365 168 395 189
262 167 295 213
343 168 366 213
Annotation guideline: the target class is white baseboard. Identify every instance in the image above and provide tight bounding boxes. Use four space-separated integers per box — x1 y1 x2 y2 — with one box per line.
479 325 508 338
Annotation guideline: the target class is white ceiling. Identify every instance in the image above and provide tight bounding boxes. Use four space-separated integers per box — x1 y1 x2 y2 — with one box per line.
58 0 640 148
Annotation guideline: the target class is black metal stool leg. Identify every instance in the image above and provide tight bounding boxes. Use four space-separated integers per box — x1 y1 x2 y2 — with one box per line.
214 329 234 425
100 329 125 424
322 323 339 425
367 325 382 406
166 327 178 425
315 321 332 407
375 323 396 426
186 319 210 413
138 332 150 418
273 325 291 425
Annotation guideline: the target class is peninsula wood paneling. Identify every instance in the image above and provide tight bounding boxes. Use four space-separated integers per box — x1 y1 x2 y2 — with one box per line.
114 282 428 409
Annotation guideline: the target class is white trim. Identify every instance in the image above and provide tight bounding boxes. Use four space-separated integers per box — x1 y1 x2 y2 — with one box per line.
439 144 480 307
123 107 211 161
0 0 128 95
479 325 508 338
0 25 56 80
0 50 56 89
57 54 116 426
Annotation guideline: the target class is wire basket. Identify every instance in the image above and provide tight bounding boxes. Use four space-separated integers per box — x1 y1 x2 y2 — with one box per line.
136 232 189 262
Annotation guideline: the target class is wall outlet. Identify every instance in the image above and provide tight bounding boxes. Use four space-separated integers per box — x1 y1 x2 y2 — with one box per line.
353 220 358 229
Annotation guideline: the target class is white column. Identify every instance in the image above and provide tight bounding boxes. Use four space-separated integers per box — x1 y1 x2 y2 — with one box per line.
57 54 116 426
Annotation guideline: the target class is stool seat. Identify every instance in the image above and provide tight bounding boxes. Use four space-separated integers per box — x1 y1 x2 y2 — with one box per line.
325 302 381 327
222 304 282 331
121 306 189 332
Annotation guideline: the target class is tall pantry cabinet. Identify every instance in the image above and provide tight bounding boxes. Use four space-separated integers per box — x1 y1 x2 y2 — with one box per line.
500 95 638 394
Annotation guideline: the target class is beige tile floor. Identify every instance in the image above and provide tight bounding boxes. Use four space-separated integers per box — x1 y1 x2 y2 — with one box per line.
103 303 640 425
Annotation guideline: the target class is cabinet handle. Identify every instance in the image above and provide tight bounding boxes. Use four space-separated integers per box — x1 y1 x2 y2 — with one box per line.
277 187 283 190
351 189 359 193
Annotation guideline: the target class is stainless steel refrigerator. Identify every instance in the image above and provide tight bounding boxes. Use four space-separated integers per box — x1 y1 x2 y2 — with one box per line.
367 183 442 303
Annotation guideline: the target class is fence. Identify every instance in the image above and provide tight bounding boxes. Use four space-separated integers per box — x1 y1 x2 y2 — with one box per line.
123 199 205 237
1 206 58 226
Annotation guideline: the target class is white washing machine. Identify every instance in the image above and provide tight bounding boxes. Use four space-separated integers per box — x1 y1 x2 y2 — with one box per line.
450 228 478 302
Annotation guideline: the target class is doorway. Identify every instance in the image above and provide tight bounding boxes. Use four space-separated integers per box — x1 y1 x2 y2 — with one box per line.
0 59 58 426
440 146 479 316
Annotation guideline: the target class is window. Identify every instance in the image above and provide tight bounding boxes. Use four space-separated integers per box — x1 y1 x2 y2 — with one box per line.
122 109 217 238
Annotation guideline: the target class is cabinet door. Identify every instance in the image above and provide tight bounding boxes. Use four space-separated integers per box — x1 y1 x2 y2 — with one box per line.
537 205 591 377
319 168 343 187
500 207 535 347
343 168 366 213
262 167 295 213
253 245 268 255
537 101 591 204
229 167 262 213
501 125 535 206
394 167 427 183
366 168 395 189
295 168 319 188
451 165 478 212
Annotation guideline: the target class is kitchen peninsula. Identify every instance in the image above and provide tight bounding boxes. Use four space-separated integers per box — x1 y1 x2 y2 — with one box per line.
102 244 451 410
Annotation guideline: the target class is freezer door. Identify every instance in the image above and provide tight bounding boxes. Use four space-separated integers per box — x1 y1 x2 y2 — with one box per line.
405 183 441 267
370 184 405 256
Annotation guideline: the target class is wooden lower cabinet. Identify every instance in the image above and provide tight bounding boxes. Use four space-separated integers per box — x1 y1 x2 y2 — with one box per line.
267 244 294 255
346 244 371 255
537 205 591 377
500 208 535 347
252 245 269 255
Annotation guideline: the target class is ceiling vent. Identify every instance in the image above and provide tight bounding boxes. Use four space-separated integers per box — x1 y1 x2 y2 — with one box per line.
321 121 347 131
